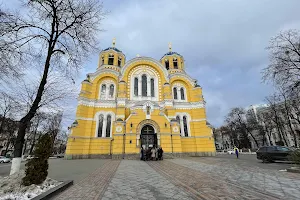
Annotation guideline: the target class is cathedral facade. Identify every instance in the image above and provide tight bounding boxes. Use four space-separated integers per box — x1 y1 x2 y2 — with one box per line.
65 40 216 159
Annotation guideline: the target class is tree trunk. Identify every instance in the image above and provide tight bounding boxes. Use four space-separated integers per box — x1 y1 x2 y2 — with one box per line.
29 128 38 155
10 42 54 175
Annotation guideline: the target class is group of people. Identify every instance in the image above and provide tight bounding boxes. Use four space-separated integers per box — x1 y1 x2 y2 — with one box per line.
140 146 163 161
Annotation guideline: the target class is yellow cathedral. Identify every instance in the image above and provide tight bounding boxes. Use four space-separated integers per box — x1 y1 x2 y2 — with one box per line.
65 39 216 159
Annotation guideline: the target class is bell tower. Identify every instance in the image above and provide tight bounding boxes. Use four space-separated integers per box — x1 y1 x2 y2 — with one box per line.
160 43 185 72
98 38 126 70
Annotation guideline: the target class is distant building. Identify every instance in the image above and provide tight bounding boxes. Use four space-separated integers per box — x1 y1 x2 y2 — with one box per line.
246 103 300 147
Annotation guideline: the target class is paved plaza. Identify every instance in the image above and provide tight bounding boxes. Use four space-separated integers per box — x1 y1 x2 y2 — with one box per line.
1 155 300 199
52 155 300 200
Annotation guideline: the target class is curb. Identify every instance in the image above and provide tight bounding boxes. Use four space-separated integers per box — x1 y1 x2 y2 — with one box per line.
32 180 73 200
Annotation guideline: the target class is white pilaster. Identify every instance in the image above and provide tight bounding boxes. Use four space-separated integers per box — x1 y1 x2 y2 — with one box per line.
177 88 181 101
180 116 185 136
105 84 110 99
102 117 107 137
138 76 142 97
147 76 151 97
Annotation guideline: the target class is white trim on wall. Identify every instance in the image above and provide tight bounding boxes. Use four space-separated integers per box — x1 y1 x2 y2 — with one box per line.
94 111 116 138
175 112 191 137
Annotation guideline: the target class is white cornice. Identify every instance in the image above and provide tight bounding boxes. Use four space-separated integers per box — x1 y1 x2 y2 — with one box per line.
173 101 204 109
88 68 120 81
77 97 204 110
169 73 196 87
78 97 117 108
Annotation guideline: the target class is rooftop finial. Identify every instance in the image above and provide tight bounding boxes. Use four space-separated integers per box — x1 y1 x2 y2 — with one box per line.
112 38 116 47
168 42 172 52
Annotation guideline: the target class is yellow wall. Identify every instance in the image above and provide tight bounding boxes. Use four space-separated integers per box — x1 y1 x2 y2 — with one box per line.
65 50 215 159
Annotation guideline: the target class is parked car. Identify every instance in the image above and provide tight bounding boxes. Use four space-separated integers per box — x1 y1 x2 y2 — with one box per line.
56 154 65 158
256 146 294 162
0 156 11 163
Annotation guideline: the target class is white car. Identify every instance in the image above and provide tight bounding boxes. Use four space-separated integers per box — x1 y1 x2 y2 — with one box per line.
0 156 11 163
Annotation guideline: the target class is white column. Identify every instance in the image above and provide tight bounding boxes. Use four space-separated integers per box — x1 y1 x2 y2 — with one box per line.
180 116 184 137
147 76 151 97
102 117 107 137
177 88 181 101
138 76 142 97
105 84 109 99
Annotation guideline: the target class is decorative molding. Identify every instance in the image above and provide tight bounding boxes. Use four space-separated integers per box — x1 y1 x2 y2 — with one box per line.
116 115 125 119
191 118 206 122
116 126 123 133
173 101 204 109
136 119 160 134
128 65 160 101
77 97 203 110
78 97 117 108
169 73 196 87
94 111 116 138
76 117 94 121
68 135 113 139
175 112 191 137
88 68 120 81
120 57 169 82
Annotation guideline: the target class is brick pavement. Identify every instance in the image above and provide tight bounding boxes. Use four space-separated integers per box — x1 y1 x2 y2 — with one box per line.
101 160 193 200
148 161 279 200
170 158 300 200
55 160 120 200
53 158 300 200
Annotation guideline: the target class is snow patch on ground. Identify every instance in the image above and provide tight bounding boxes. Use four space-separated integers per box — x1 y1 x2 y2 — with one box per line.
0 170 62 200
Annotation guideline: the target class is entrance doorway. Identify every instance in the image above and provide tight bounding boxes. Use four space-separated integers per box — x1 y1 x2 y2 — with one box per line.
140 125 157 150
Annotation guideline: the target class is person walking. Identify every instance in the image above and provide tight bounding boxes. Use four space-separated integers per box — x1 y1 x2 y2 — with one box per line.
234 146 239 159
151 147 156 161
155 147 159 161
140 147 144 161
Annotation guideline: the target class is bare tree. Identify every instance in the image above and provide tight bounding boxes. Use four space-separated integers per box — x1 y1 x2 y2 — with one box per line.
279 87 298 147
1 0 105 174
225 108 258 148
265 94 289 146
263 30 300 90
0 92 19 135
257 112 276 146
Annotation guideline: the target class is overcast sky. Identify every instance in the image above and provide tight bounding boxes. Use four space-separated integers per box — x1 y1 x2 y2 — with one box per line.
3 0 300 128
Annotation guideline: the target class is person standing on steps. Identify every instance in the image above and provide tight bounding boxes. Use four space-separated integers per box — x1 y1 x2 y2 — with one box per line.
234 146 239 159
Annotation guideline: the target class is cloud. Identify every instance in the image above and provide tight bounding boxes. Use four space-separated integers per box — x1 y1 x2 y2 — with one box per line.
3 0 300 128
95 0 300 127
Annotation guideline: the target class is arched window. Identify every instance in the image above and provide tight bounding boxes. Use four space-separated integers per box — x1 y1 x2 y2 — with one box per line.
134 77 138 96
108 54 114 65
173 87 178 99
100 85 106 99
176 116 181 134
142 74 147 97
101 56 104 65
109 84 114 98
165 60 169 70
151 78 155 97
173 58 178 69
118 57 122 66
180 87 185 100
183 116 188 137
98 114 104 137
106 115 111 137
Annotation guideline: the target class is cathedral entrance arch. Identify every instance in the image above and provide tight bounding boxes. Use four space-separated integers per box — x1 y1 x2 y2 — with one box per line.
140 125 157 150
